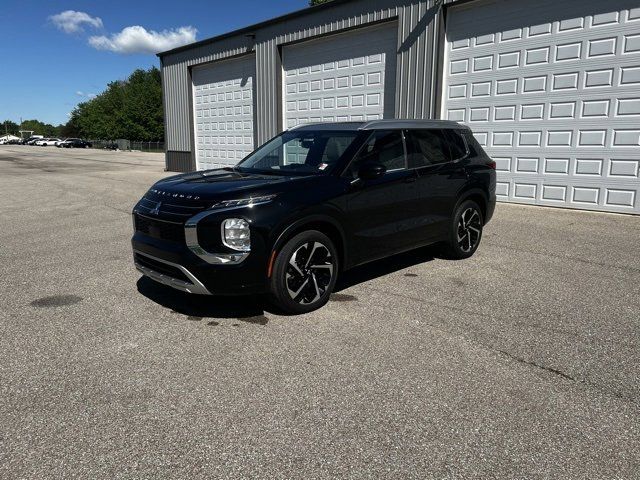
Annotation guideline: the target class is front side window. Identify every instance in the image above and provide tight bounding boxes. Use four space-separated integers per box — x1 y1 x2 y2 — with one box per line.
236 130 359 175
347 130 406 178
406 129 451 168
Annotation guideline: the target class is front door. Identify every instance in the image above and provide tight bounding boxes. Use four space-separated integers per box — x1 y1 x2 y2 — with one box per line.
344 130 422 265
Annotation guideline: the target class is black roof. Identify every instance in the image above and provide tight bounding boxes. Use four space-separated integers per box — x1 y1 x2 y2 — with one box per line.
290 120 468 132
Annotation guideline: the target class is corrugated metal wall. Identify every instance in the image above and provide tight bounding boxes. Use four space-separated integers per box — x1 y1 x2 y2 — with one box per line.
160 0 443 172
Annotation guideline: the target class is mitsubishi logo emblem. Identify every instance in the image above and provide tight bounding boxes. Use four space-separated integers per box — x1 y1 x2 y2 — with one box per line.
150 202 162 215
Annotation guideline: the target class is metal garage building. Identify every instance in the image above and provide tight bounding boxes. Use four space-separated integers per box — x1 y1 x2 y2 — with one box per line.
158 0 640 214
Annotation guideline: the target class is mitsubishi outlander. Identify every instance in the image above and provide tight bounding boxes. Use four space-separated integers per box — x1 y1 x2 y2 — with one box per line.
132 120 496 314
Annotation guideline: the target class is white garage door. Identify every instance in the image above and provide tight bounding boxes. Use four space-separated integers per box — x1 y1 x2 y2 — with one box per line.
283 23 398 129
442 0 640 214
192 55 256 170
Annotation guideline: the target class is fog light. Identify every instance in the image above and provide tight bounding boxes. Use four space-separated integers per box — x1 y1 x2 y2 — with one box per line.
222 218 251 252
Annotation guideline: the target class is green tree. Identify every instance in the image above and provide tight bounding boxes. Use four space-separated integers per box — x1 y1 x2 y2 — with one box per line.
2 120 19 135
20 119 61 137
60 116 81 138
65 66 164 141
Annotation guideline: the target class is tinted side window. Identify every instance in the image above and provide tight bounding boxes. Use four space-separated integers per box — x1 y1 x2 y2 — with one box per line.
444 129 468 161
462 131 484 158
406 129 450 168
349 130 406 177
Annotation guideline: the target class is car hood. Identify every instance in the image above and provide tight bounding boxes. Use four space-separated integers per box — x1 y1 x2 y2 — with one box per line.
146 168 316 205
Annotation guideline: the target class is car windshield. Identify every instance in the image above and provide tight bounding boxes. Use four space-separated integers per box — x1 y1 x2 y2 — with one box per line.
235 130 360 175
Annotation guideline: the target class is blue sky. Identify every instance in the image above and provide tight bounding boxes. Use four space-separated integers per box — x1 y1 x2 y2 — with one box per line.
0 0 309 126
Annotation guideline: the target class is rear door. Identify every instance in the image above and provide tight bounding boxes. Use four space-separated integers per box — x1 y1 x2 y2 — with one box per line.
406 129 470 239
344 130 422 264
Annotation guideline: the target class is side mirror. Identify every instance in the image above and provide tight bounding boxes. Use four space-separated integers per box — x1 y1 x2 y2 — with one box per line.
358 162 387 181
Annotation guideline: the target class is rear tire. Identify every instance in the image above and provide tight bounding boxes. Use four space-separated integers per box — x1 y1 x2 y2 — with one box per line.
442 200 484 260
268 230 338 314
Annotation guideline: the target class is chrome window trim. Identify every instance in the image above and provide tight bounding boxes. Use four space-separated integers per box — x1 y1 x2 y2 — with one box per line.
133 250 212 295
184 210 250 265
400 130 409 171
405 129 469 168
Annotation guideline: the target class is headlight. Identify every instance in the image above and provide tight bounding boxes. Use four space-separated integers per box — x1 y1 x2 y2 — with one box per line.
213 194 277 209
222 218 251 252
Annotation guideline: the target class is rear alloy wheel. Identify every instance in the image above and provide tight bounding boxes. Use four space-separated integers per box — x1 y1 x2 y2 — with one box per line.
457 207 482 253
443 200 484 259
269 231 338 314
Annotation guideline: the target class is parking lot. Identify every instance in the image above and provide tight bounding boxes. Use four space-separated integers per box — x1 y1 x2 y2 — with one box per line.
0 145 638 478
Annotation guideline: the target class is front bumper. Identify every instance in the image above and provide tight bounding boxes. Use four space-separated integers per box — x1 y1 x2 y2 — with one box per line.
134 250 212 295
132 230 270 296
131 201 273 296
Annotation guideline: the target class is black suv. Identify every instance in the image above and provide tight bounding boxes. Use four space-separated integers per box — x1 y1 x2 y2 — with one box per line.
132 120 496 313
60 138 92 148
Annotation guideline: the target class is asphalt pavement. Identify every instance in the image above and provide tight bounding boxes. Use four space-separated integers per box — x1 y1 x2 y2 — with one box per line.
0 145 638 478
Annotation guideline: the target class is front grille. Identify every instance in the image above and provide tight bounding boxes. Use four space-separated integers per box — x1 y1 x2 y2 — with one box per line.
135 214 185 243
134 253 190 283
137 197 208 223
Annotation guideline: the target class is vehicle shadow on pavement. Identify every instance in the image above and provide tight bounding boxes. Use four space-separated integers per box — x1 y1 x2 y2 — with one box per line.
136 245 438 322
335 245 438 292
136 277 271 325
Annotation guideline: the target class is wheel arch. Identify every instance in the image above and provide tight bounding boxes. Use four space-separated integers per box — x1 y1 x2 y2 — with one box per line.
456 188 489 222
271 214 348 275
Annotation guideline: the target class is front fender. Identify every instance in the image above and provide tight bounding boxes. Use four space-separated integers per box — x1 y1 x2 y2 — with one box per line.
270 210 349 270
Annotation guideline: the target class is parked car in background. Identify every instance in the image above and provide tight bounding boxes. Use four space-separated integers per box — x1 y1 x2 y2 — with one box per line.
36 138 61 146
132 120 497 314
59 138 92 148
0 135 22 145
26 136 44 145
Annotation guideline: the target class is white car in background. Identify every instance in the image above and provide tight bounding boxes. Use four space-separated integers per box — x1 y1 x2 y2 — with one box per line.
36 138 61 146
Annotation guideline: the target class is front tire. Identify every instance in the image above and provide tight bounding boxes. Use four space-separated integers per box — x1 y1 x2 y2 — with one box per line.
268 230 338 314
442 200 484 259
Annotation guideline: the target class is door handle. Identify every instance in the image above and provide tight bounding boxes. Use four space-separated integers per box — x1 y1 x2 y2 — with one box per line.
403 176 417 184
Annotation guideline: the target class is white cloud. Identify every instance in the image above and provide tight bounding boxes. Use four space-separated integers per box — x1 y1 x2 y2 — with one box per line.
76 91 96 98
50 10 103 34
88 26 196 54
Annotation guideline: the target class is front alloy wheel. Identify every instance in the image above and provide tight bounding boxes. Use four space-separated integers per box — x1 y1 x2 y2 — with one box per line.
269 231 338 314
286 242 334 305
